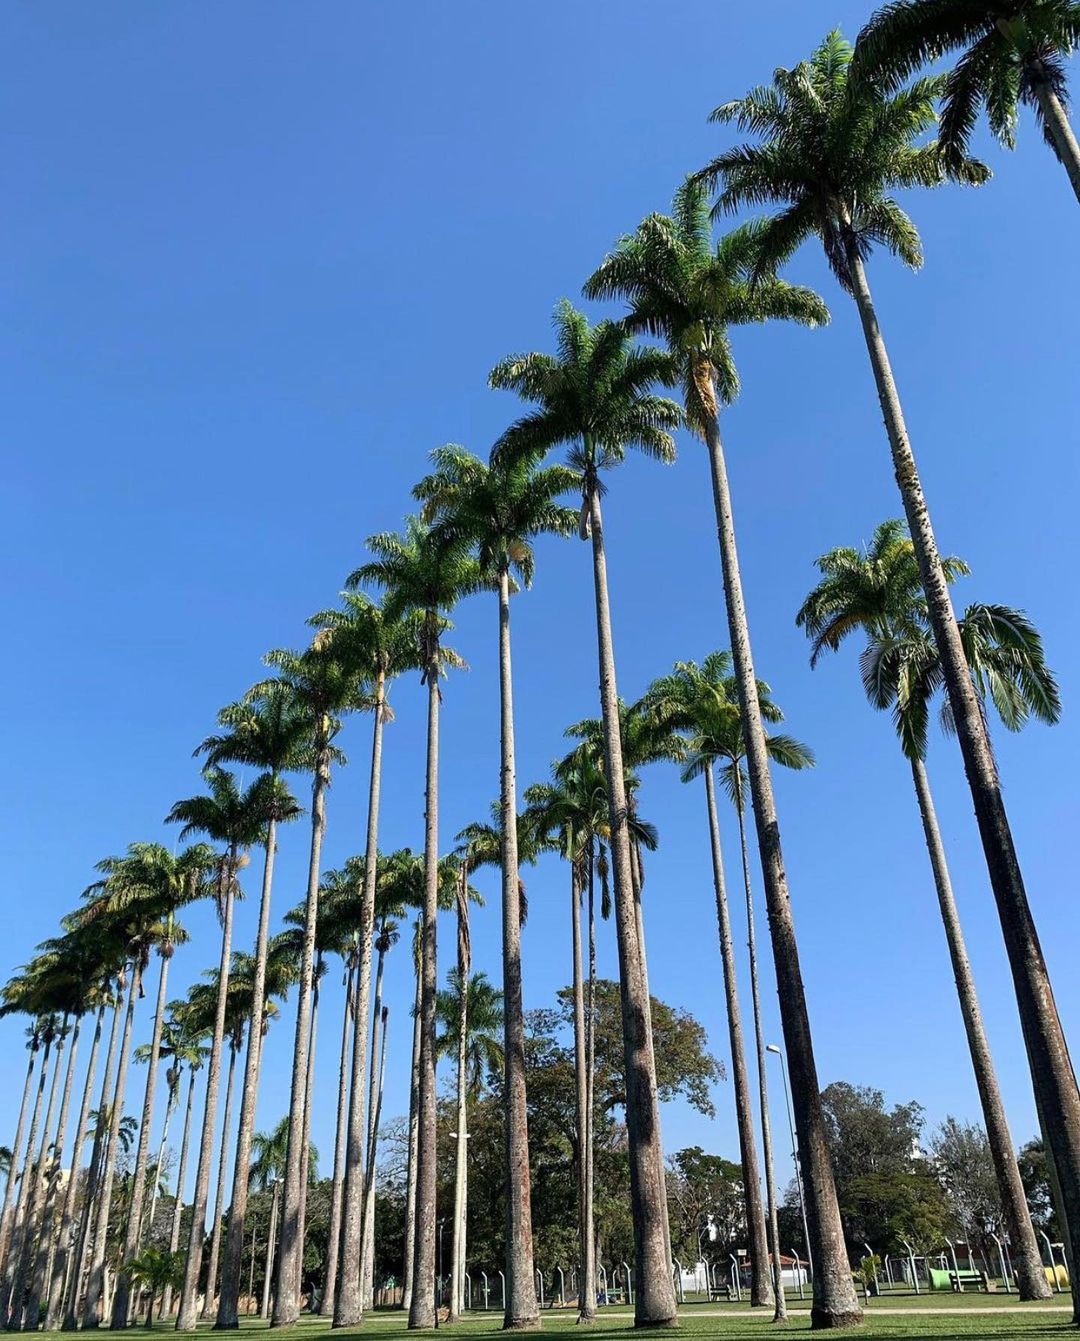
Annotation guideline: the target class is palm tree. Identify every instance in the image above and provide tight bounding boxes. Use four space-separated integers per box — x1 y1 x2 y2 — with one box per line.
698 33 1080 1286
491 302 681 1327
160 1022 208 1319
414 442 577 1332
0 1019 42 1292
797 519 1058 1301
351 517 480 1330
166 770 266 1330
126 1248 183 1327
855 0 1080 203
583 178 851 1323
198 686 307 1331
249 1118 317 1323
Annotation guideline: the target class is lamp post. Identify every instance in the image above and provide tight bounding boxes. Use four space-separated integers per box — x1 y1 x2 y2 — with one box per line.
766 1044 813 1278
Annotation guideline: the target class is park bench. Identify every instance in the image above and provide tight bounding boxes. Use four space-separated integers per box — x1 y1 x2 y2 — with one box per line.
707 1283 733 1302
949 1269 988 1293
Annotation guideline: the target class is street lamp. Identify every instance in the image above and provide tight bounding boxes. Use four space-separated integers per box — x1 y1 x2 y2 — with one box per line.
766 1044 813 1279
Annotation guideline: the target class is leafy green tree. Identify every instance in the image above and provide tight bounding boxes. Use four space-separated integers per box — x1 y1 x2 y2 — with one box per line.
667 1147 746 1265
855 0 1080 202
931 1117 1005 1268
126 1246 183 1326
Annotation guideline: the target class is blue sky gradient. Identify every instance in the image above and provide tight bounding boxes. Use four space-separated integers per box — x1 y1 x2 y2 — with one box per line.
2 1 1078 1207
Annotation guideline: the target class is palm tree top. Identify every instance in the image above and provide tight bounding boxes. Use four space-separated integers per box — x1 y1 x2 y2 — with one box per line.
198 681 316 777
695 30 990 290
306 590 422 700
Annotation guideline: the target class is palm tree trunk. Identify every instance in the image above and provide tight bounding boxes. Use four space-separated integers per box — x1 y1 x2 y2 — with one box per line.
401 939 422 1314
496 566 541 1331
909 756 1049 1299
112 951 172 1327
146 1082 177 1250
46 1004 104 1331
85 962 143 1329
321 960 354 1317
201 1042 239 1319
162 1067 197 1318
586 483 677 1328
296 972 320 1268
844 243 1080 1288
702 768 772 1308
697 387 860 1328
261 1181 279 1322
0 1047 38 1298
176 870 237 1331
360 946 389 1310
1033 82 1080 204
366 1010 390 1303
272 747 329 1328
570 864 594 1325
332 671 386 1328
449 930 469 1322
64 984 125 1330
734 801 787 1322
0 1035 52 1326
217 813 280 1328
407 666 441 1331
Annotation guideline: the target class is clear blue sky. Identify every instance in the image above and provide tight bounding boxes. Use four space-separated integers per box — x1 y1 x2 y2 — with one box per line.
2 1 1078 1208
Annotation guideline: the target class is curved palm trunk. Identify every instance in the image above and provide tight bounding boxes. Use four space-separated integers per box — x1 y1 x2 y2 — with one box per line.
321 960 355 1317
333 671 386 1328
734 802 787 1322
570 864 594 1325
702 769 772 1308
496 568 540 1331
844 245 1080 1299
176 873 237 1331
161 1068 196 1318
217 813 280 1328
1032 83 1080 204
46 1004 104 1330
112 952 172 1327
0 1048 38 1295
0 1036 51 1325
401 942 422 1313
85 963 143 1329
407 667 441 1330
698 389 860 1328
63 985 125 1330
449 924 469 1322
360 944 389 1309
909 756 1049 1298
586 485 677 1328
201 1042 239 1319
271 748 329 1328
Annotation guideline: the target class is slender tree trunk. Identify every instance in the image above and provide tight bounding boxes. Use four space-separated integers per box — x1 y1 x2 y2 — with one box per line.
217 814 280 1328
408 664 441 1330
296 971 320 1269
702 769 772 1308
360 946 389 1309
261 1181 280 1322
1033 82 1080 204
46 1005 104 1330
200 1043 238 1319
112 952 172 1327
697 385 861 1328
177 869 237 1331
272 745 329 1328
449 915 469 1322
64 984 125 1331
146 1082 178 1250
85 962 143 1329
0 1049 38 1298
570 865 594 1325
845 245 1080 1286
321 960 354 1317
495 567 541 1331
909 756 1049 1298
333 672 386 1328
362 1010 390 1310
735 802 787 1322
401 940 422 1313
162 1069 196 1318
0 1037 51 1326
586 862 598 1318
586 483 677 1328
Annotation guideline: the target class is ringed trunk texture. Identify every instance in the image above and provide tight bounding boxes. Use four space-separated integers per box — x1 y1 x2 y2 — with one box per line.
321 961 354 1317
846 247 1080 1282
176 874 237 1331
699 391 861 1329
496 568 540 1331
407 669 440 1330
570 866 594 1325
216 815 280 1328
1034 83 1080 204
112 953 172 1327
401 946 422 1312
0 1036 51 1324
271 746 329 1328
702 769 772 1309
201 1043 239 1318
161 1068 197 1318
910 757 1049 1299
332 674 384 1328
586 487 676 1328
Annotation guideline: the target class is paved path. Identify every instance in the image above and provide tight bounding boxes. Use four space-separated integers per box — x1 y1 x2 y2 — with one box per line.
686 1305 1074 1316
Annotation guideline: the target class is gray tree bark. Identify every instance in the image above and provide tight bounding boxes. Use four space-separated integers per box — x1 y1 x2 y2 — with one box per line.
161 1065 197 1318
201 1041 239 1318
401 940 422 1313
1034 82 1080 204
360 942 389 1308
570 864 594 1325
321 960 354 1316
0 1035 51 1324
0 1048 38 1301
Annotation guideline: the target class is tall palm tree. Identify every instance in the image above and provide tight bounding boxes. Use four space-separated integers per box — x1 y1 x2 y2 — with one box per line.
414 442 577 1332
583 179 853 1325
698 33 1080 1285
491 303 682 1327
166 770 266 1330
797 519 1058 1301
0 1019 43 1292
161 1022 208 1319
255 640 366 1329
199 686 307 1330
351 517 480 1330
855 0 1080 203
249 1118 318 1322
